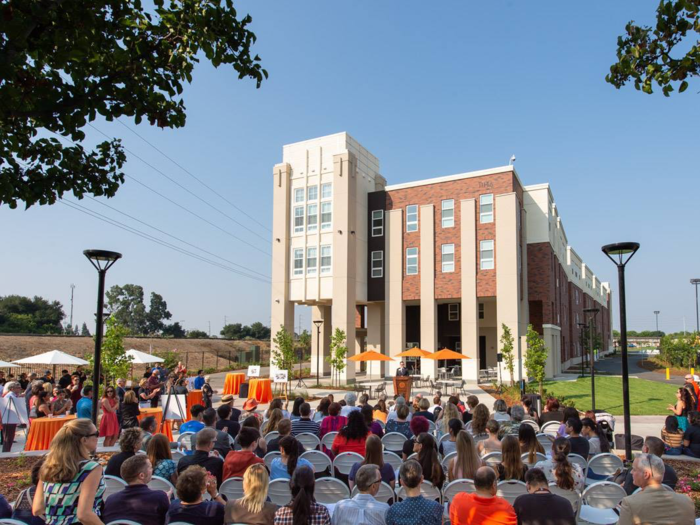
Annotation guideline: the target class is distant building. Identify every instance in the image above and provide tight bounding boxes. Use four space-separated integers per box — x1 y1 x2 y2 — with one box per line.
271 133 612 383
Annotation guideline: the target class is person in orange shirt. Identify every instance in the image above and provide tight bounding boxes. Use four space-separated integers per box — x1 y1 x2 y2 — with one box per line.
222 427 264 480
449 466 517 525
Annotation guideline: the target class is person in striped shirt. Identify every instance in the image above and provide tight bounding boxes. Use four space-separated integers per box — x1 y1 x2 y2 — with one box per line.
291 403 320 436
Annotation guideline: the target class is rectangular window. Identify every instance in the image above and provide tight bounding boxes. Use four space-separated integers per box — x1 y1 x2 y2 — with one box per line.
406 205 418 232
371 210 384 237
321 202 332 230
294 188 304 204
442 199 454 228
480 194 493 223
306 247 317 275
406 247 418 275
320 245 332 274
371 251 383 278
307 204 318 233
293 248 303 276
321 183 332 200
479 303 485 320
293 206 304 233
480 240 494 270
307 186 318 201
442 244 455 272
448 303 459 321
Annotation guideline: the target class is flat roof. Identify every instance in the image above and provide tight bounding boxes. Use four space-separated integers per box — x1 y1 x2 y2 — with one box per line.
385 165 523 191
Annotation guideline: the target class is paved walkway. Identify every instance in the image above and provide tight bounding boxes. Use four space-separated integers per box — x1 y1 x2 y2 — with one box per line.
594 352 684 385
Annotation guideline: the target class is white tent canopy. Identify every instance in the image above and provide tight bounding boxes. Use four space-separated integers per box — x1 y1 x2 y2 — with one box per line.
126 349 164 365
0 360 18 368
13 350 89 366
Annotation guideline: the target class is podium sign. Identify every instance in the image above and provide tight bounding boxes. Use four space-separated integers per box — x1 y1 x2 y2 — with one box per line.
393 376 412 400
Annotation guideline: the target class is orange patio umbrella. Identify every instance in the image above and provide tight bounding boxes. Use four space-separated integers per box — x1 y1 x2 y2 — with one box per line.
426 348 470 361
349 350 394 379
395 347 432 358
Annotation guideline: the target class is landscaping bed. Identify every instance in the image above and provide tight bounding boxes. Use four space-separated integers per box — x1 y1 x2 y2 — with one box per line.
666 459 700 515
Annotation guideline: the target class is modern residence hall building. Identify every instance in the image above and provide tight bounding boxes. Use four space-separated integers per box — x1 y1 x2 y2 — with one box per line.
271 133 612 383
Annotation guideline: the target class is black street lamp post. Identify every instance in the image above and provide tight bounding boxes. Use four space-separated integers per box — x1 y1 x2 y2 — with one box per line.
584 307 600 410
577 323 587 378
84 249 122 426
602 241 639 461
313 320 323 386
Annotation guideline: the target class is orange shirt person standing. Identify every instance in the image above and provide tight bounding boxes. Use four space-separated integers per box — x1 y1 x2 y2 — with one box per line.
450 466 517 525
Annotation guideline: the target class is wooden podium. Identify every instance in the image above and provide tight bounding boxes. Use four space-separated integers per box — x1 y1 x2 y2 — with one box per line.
393 376 412 400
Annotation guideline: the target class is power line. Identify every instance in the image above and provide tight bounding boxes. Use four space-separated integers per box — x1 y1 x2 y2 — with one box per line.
115 118 271 233
59 200 271 284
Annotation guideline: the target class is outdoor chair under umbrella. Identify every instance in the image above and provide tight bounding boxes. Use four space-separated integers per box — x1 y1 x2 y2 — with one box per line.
13 349 89 379
426 348 470 392
349 350 394 395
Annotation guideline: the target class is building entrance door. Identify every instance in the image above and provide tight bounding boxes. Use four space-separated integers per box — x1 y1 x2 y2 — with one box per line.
479 336 487 369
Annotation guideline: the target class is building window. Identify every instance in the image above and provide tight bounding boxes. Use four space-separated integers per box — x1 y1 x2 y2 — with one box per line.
480 240 494 270
307 185 318 201
479 303 485 319
306 247 317 275
371 210 384 237
442 199 454 228
320 245 331 274
307 204 318 233
448 303 459 321
293 248 303 276
480 194 493 223
294 188 304 204
321 201 332 230
406 247 418 275
371 251 383 278
406 205 418 232
442 244 455 272
293 206 304 233
321 183 332 199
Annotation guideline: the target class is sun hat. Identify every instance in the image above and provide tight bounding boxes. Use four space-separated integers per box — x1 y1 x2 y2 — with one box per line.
243 398 259 411
221 394 234 403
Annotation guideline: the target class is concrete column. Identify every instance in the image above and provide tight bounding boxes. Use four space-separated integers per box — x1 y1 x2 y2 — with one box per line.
367 303 385 379
496 193 522 384
270 163 295 377
384 209 405 377
311 305 332 379
460 199 479 381
331 152 357 383
518 207 529 385
420 205 438 380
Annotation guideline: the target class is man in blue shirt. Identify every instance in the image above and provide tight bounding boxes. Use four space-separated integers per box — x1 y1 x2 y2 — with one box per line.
76 385 93 419
179 404 206 434
193 370 205 390
386 460 442 525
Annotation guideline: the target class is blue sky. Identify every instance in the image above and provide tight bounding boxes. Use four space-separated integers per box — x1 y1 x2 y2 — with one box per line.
2 1 699 336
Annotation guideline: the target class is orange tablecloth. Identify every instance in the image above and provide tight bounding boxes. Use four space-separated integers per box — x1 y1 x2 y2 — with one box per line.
138 407 173 441
248 378 273 403
185 390 203 421
25 415 76 451
222 373 246 395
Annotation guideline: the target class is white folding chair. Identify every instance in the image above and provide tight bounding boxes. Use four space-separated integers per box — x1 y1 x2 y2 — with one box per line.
351 481 395 503
427 420 437 435
482 451 502 467
438 433 452 447
633 484 676 494
520 419 540 433
314 477 351 504
171 450 185 462
407 452 418 461
147 475 175 494
384 450 403 471
264 451 281 469
579 481 627 525
540 421 560 437
586 453 623 483
521 452 547 467
103 475 128 498
536 432 554 451
321 431 338 450
548 483 582 517
220 477 245 500
397 480 441 503
301 450 332 475
496 480 528 505
296 432 321 451
333 451 363 476
177 431 196 451
268 478 292 506
442 479 476 503
264 431 280 444
568 453 588 479
465 421 473 433
441 451 457 471
382 432 407 453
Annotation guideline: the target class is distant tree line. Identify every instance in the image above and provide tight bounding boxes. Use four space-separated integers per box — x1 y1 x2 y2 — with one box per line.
220 322 271 340
612 329 666 338
0 295 65 334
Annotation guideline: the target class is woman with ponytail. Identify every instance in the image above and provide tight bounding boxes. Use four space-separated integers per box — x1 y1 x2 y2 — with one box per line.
534 437 584 491
270 436 314 481
273 466 330 525
581 417 610 457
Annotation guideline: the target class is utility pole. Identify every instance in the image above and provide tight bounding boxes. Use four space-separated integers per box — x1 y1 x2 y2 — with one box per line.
208 321 211 337
69 284 76 328
654 311 660 333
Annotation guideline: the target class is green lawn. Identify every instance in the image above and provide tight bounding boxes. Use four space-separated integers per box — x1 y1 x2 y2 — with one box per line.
540 376 678 415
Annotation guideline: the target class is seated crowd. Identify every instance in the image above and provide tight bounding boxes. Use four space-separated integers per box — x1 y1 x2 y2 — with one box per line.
5 389 696 525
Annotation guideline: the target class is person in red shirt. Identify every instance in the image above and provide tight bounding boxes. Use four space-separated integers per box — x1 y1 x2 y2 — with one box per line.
450 466 517 525
223 427 264 480
331 410 369 456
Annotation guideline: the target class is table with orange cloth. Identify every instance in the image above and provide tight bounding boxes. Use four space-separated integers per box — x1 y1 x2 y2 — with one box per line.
248 378 273 403
25 414 76 451
222 373 246 396
185 390 203 421
137 407 173 441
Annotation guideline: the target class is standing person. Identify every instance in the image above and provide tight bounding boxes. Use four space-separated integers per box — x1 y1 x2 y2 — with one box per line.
115 378 127 404
449 466 517 525
385 461 442 525
147 369 164 408
76 386 93 420
193 370 205 390
99 386 120 447
513 468 575 525
225 464 278 525
105 428 144 477
273 466 330 525
57 370 72 389
120 390 141 429
24 373 38 413
201 375 215 409
2 381 23 452
448 430 482 482
66 375 81 415
333 464 390 525
395 361 409 377
32 418 105 525
167 465 226 524
138 378 156 408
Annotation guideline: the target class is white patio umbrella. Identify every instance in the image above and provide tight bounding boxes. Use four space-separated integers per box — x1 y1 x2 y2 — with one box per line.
0 360 18 368
126 349 165 364
13 349 89 378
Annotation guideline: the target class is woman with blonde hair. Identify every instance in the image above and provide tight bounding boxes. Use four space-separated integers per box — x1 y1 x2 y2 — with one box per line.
32 418 105 525
265 408 285 435
225 463 278 525
439 402 461 436
120 389 141 429
448 430 482 481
